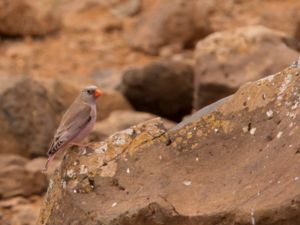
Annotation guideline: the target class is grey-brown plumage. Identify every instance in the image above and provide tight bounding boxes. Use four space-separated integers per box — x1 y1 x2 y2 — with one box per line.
43 85 102 172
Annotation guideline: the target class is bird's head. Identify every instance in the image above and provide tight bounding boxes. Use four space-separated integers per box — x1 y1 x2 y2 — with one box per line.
80 85 103 103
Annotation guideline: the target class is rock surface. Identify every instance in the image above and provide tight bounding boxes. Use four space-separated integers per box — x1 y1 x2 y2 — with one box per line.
38 65 300 224
127 0 211 55
0 195 43 225
194 25 300 109
0 155 47 199
90 110 175 141
120 61 194 121
0 0 60 36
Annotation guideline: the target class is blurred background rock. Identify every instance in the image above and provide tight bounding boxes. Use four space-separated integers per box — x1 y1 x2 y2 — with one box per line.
0 0 300 224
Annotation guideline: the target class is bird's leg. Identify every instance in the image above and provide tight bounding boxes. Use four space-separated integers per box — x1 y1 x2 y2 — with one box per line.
42 154 55 173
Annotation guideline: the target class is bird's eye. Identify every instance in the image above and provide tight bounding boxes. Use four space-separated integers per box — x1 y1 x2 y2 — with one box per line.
87 90 91 95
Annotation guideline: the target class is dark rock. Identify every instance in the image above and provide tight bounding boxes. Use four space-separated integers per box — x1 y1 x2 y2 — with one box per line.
120 61 194 121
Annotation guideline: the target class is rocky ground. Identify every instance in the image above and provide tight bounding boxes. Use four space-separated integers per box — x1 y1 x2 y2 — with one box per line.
1 0 300 225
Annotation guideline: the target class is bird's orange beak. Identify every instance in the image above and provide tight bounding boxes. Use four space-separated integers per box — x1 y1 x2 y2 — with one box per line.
94 88 103 97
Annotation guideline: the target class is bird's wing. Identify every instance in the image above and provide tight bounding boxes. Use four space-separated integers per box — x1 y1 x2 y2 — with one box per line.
47 98 92 156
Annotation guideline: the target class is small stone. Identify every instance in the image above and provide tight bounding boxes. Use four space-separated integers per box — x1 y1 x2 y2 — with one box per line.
126 168 130 174
276 131 283 139
242 127 248 133
112 202 118 207
95 143 108 154
250 128 256 135
124 128 134 136
295 177 299 181
266 110 273 118
183 180 192 186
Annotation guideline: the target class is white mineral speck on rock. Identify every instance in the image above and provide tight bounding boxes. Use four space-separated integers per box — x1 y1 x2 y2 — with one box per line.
295 177 299 181
124 128 134 136
112 202 118 207
67 169 75 178
251 209 256 225
73 189 77 193
81 148 87 155
114 135 126 146
183 181 192 186
95 143 108 154
292 102 298 110
196 157 199 161
266 110 273 118
80 165 88 174
61 180 67 189
159 155 162 160
250 128 256 135
49 179 53 189
276 131 283 139
279 74 293 96
126 168 130 174
214 128 218 133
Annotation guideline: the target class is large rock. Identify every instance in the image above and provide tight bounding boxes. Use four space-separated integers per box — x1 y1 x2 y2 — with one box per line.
127 0 211 55
200 0 300 38
0 77 131 157
194 25 300 109
0 0 60 36
120 61 194 121
0 155 47 199
90 110 175 141
38 64 300 224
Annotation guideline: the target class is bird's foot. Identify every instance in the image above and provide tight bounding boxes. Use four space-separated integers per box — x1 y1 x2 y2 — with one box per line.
42 156 54 173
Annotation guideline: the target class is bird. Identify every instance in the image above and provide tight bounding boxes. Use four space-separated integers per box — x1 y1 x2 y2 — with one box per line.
42 85 103 172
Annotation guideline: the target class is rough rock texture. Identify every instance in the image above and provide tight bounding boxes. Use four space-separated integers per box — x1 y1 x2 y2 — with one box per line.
194 25 300 109
202 0 300 37
0 0 60 36
39 65 300 224
120 61 194 121
0 195 43 225
127 0 211 55
90 110 175 141
0 77 131 157
0 155 47 199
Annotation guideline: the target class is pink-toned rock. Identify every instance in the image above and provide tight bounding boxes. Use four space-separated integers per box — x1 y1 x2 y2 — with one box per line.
0 155 47 199
127 0 211 55
194 25 300 109
0 0 60 36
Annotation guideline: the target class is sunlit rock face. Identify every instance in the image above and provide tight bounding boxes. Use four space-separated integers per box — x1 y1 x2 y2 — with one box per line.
38 65 300 225
194 25 300 109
